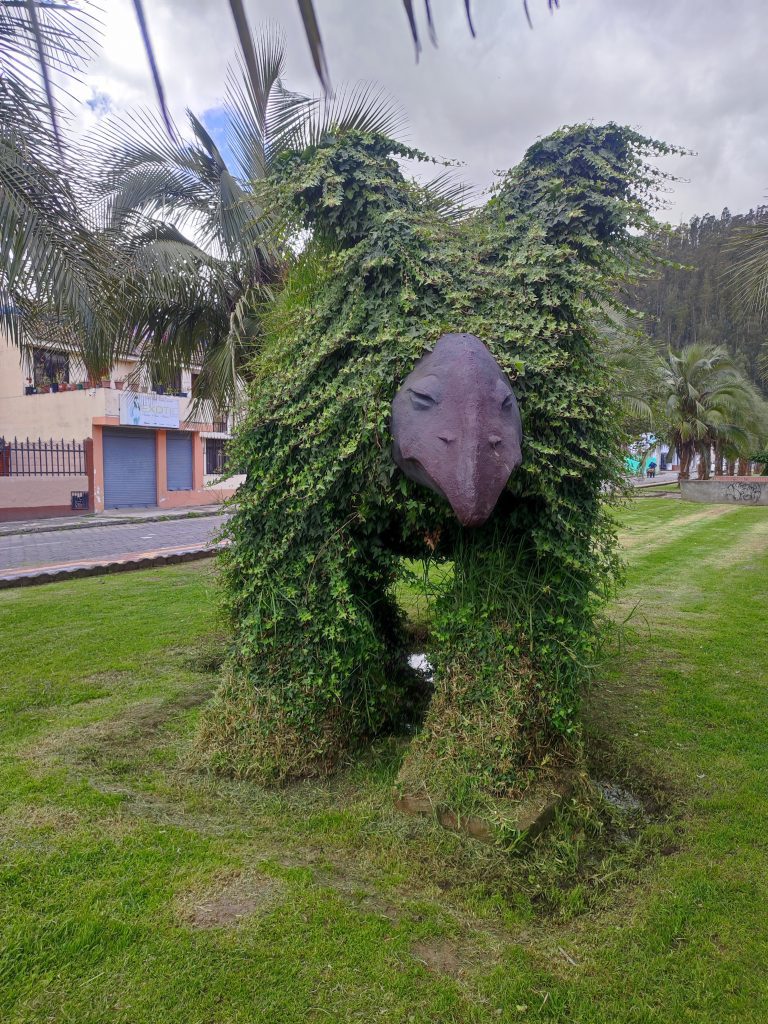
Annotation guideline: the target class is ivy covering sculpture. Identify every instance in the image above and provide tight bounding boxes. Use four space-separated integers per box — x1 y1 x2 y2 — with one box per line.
195 123 676 824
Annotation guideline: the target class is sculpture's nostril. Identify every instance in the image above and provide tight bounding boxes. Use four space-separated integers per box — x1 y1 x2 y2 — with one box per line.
438 434 455 445
489 434 502 448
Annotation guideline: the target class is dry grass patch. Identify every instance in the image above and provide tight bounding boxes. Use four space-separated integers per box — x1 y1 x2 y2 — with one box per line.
22 684 214 772
0 803 82 834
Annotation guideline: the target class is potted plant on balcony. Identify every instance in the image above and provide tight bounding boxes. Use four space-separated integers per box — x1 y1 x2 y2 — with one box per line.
114 379 124 391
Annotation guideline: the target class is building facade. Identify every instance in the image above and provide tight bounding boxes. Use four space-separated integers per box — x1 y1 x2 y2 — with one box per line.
0 337 243 520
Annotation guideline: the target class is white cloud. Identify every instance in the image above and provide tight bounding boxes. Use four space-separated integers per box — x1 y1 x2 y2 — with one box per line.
72 0 768 222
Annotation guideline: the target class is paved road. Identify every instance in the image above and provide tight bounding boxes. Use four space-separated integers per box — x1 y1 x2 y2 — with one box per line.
0 514 228 574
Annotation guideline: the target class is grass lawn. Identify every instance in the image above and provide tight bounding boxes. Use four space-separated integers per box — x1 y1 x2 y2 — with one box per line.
1 499 767 1022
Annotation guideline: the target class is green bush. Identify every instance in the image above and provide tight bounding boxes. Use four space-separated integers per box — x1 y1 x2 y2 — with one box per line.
195 124 678 803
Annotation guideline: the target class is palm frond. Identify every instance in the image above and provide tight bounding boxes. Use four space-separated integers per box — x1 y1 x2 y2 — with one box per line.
130 0 176 140
0 1 99 101
23 0 63 153
296 0 332 94
224 27 312 181
0 79 113 365
658 342 768 460
756 341 768 386
82 25 408 413
726 220 768 318
421 170 474 220
619 395 654 422
297 82 407 149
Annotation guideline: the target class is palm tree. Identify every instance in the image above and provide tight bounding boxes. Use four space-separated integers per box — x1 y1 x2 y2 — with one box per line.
0 1 112 369
87 27 404 413
595 307 659 432
659 344 766 480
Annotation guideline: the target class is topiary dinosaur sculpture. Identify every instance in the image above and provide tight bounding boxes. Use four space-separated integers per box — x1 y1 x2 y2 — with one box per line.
195 123 676 826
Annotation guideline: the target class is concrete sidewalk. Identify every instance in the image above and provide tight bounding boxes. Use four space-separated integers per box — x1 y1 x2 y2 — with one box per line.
631 470 678 488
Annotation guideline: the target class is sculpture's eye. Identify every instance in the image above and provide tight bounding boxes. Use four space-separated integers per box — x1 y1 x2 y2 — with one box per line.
501 393 516 411
408 388 437 410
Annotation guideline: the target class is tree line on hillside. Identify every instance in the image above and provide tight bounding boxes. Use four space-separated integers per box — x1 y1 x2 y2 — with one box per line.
630 207 768 387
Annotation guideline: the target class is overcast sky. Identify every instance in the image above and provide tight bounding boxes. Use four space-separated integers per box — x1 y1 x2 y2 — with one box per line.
72 0 768 224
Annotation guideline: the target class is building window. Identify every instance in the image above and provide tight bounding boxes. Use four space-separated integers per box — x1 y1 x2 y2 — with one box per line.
33 348 69 388
205 437 229 476
152 371 183 395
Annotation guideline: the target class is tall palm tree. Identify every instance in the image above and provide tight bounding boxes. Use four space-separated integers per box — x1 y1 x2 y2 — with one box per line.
659 344 766 480
0 1 111 368
88 27 405 414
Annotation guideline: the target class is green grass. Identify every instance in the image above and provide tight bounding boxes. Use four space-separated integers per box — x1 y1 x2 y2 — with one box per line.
2 500 768 1021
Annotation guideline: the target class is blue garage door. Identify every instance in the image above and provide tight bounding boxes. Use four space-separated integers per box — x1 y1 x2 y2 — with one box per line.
167 431 193 491
103 429 157 508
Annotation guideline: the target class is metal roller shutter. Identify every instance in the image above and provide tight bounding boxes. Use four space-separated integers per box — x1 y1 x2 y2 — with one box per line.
167 431 193 490
103 429 157 508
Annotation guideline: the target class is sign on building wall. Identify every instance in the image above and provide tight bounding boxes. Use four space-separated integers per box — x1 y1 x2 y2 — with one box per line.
119 391 180 429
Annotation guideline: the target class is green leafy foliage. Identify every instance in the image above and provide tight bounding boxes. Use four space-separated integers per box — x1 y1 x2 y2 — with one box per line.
630 206 768 386
196 123 678 805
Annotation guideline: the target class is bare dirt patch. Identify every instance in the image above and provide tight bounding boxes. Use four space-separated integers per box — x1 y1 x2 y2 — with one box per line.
411 937 464 977
176 868 287 929
409 934 505 980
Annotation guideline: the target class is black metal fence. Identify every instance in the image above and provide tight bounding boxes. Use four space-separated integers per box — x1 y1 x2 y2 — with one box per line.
0 437 86 477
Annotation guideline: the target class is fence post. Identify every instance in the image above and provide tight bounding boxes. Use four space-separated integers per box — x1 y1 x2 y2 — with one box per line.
84 438 95 511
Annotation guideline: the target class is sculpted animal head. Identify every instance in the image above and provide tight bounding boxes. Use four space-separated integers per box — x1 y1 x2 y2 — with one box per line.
391 333 523 527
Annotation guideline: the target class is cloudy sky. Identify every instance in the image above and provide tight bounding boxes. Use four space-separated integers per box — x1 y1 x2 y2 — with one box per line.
72 0 767 224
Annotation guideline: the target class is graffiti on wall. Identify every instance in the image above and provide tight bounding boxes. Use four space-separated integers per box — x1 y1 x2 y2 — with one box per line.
725 481 764 504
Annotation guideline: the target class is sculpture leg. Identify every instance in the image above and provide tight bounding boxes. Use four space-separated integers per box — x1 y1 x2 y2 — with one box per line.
195 542 418 782
396 527 582 834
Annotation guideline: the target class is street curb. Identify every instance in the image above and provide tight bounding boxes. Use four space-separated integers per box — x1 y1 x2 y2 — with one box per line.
0 545 220 590
635 490 681 499
0 506 228 539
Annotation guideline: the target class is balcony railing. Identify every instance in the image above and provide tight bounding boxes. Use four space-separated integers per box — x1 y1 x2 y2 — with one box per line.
24 380 192 397
0 437 86 476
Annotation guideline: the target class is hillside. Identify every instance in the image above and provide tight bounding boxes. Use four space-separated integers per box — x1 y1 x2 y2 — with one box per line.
630 206 768 385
